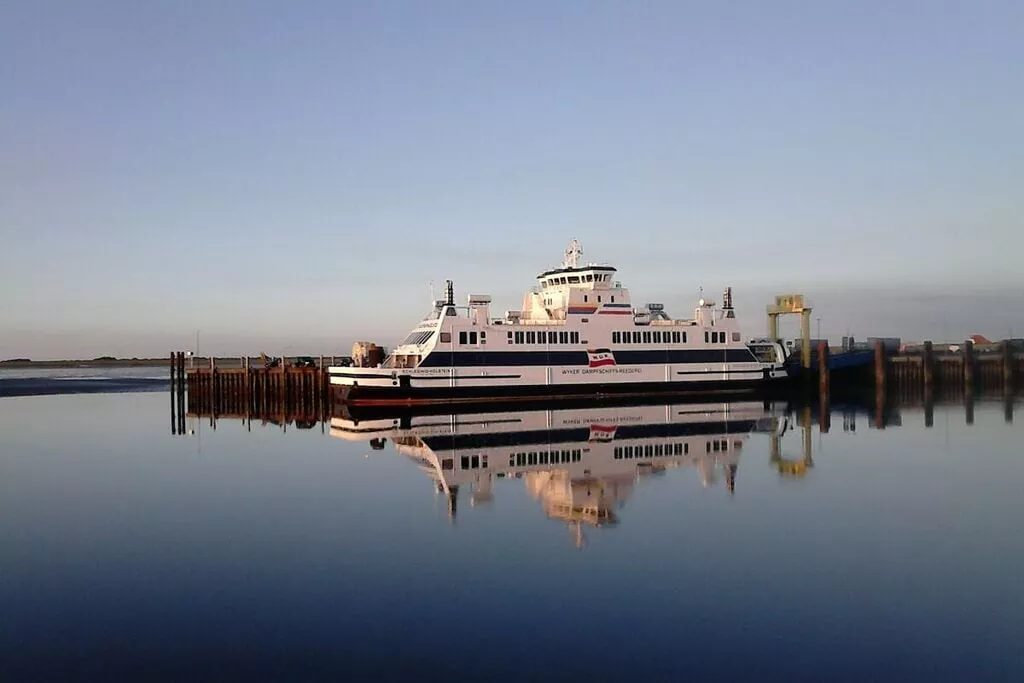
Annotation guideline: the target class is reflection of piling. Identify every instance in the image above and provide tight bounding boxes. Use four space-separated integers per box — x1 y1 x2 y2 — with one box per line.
924 389 934 428
965 392 975 425
1006 396 1014 424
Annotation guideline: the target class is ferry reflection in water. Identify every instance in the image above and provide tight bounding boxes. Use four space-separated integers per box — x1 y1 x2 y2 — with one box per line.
331 401 801 545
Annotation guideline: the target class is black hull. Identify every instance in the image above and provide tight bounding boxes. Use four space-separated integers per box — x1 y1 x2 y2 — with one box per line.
333 376 793 409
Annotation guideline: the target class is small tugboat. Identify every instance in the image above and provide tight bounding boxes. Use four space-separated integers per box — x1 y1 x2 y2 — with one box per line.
329 240 788 405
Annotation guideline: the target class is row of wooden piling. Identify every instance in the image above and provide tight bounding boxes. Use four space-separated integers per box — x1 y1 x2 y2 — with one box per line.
868 340 1020 394
170 342 1021 435
170 352 187 434
183 365 330 426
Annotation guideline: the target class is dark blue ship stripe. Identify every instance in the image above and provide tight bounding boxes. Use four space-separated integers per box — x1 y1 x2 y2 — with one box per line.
419 349 758 367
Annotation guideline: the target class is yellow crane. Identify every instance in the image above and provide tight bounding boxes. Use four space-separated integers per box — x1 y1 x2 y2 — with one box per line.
767 294 813 369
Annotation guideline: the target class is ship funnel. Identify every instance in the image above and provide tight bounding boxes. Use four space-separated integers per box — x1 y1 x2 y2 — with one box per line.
445 280 454 306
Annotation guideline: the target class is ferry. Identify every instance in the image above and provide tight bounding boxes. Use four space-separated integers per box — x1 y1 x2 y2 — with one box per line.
330 401 787 542
329 240 788 405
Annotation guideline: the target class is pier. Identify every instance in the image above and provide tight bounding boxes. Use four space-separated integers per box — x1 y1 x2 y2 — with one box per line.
170 340 1022 432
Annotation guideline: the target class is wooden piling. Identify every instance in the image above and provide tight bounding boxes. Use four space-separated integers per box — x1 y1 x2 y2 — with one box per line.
922 341 934 392
170 351 177 434
817 341 830 398
874 341 886 390
1002 340 1015 393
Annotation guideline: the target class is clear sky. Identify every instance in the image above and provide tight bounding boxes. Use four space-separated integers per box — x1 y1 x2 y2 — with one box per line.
2 1 1022 359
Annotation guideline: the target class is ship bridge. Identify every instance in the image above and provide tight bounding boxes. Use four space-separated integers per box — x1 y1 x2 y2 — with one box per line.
520 239 631 322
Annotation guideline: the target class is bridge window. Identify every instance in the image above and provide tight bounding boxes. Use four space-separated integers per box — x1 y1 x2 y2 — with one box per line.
559 332 568 344
470 331 478 344
440 332 451 343
643 331 651 343
459 331 467 344
525 331 535 344
583 295 588 302
480 332 486 344
611 296 615 302
612 331 619 344
570 332 579 344
597 296 602 302
586 274 593 282
507 331 513 342
733 332 741 342
568 276 580 284
653 331 661 343
705 331 710 343
515 331 524 344
633 331 641 343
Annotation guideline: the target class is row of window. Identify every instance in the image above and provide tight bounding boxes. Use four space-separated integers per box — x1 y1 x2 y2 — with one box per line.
508 449 583 467
707 439 742 453
614 442 690 460
438 328 737 347
456 331 486 345
440 454 490 471
544 294 617 306
541 273 613 288
508 330 581 345
613 330 687 345
705 331 737 344
402 331 435 345
441 441 739 471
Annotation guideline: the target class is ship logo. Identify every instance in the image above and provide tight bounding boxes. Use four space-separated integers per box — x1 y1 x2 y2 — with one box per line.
587 349 616 368
589 424 617 441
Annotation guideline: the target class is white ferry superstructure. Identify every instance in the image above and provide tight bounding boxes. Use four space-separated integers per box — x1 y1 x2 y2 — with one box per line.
329 240 788 405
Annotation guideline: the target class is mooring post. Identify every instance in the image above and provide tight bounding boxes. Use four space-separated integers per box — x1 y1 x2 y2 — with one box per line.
964 340 975 395
922 341 934 392
874 341 886 391
170 351 177 434
818 341 830 398
1002 340 1014 393
177 352 186 435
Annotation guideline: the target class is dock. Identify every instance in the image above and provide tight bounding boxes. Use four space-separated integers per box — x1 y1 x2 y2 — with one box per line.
169 339 1022 436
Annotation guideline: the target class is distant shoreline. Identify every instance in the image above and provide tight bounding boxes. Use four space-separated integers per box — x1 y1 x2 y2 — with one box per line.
0 358 172 369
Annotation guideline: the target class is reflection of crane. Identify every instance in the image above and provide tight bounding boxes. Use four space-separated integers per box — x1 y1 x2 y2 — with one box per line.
769 408 814 477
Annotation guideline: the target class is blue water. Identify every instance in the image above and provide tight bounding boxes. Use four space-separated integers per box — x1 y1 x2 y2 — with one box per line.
1 392 1021 681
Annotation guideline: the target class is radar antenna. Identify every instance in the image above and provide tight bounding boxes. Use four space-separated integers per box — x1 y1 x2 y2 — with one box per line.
562 239 583 269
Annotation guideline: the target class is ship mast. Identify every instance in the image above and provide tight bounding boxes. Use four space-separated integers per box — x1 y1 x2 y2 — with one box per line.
562 239 583 269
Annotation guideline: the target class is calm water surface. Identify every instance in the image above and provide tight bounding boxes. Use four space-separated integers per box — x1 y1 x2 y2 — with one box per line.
1 392 1021 681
